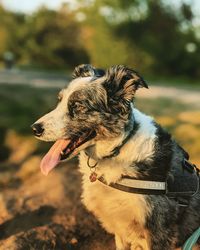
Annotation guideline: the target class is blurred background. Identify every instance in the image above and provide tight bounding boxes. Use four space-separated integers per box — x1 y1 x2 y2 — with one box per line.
0 0 199 249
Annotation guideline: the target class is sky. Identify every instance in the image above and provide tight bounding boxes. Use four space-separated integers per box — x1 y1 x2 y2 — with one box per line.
1 0 73 13
1 0 200 15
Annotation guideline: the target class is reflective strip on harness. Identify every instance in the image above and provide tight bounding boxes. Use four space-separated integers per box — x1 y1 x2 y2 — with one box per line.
117 178 166 190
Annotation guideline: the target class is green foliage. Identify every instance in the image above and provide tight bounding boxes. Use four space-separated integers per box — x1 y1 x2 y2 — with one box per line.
0 1 199 78
22 7 89 69
102 1 200 77
78 0 200 77
0 84 58 133
0 5 89 70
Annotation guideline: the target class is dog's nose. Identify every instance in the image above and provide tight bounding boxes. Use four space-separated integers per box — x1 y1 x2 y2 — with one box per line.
31 123 44 137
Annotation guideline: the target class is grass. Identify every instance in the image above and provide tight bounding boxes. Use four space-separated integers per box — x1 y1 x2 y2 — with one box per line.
147 75 200 90
0 84 59 134
136 97 191 117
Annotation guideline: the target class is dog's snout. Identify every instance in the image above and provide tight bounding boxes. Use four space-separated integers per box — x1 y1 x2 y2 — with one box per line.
31 122 44 137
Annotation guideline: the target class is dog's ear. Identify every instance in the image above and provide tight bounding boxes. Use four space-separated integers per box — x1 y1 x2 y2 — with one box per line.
72 64 105 79
103 65 148 102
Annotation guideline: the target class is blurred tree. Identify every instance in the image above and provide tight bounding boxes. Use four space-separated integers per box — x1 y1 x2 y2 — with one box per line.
0 4 89 70
78 0 200 77
0 7 7 57
113 0 200 77
0 0 199 78
0 4 28 67
19 6 89 69
78 0 154 71
181 3 193 21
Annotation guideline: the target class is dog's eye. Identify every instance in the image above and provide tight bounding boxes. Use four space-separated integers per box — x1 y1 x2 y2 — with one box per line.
121 75 132 85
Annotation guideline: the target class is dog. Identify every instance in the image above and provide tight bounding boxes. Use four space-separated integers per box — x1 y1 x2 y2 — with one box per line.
32 64 200 250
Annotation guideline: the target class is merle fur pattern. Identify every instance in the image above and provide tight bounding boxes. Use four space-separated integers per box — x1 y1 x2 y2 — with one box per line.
33 64 200 250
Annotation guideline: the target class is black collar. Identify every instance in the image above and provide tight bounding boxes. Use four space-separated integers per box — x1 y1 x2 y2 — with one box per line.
85 119 138 161
102 121 139 159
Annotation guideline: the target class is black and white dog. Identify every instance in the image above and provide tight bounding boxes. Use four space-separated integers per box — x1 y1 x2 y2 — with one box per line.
32 65 200 250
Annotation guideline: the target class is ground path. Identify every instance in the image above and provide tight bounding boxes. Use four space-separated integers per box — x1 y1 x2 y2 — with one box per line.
137 85 200 107
0 69 199 107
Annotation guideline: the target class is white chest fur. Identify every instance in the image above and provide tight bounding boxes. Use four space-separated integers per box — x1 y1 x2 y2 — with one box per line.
79 151 150 230
78 109 156 248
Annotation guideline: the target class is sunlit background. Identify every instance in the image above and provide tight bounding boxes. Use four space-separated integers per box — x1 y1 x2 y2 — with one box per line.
0 1 200 249
0 0 199 76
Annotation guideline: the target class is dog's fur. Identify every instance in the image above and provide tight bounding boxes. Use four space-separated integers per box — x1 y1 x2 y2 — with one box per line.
34 64 200 250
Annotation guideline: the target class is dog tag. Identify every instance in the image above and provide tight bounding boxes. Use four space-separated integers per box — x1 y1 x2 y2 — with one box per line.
89 172 97 182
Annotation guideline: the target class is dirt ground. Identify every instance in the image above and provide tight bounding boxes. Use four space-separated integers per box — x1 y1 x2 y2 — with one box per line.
0 156 115 250
0 129 114 250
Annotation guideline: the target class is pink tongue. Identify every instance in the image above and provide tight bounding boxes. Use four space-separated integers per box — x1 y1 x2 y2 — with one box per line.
40 139 70 176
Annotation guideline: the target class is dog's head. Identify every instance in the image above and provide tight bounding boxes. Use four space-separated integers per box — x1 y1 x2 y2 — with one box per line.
32 64 148 175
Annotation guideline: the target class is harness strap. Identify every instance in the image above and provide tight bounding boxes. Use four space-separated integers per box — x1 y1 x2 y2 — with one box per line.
98 176 167 195
98 174 199 198
98 162 200 205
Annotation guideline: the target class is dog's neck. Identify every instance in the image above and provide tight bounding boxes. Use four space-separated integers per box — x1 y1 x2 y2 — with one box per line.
84 108 156 165
85 107 135 161
85 133 128 161
81 108 157 184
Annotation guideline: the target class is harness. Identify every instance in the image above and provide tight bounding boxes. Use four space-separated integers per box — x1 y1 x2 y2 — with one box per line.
97 159 200 207
85 125 200 250
97 160 200 250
